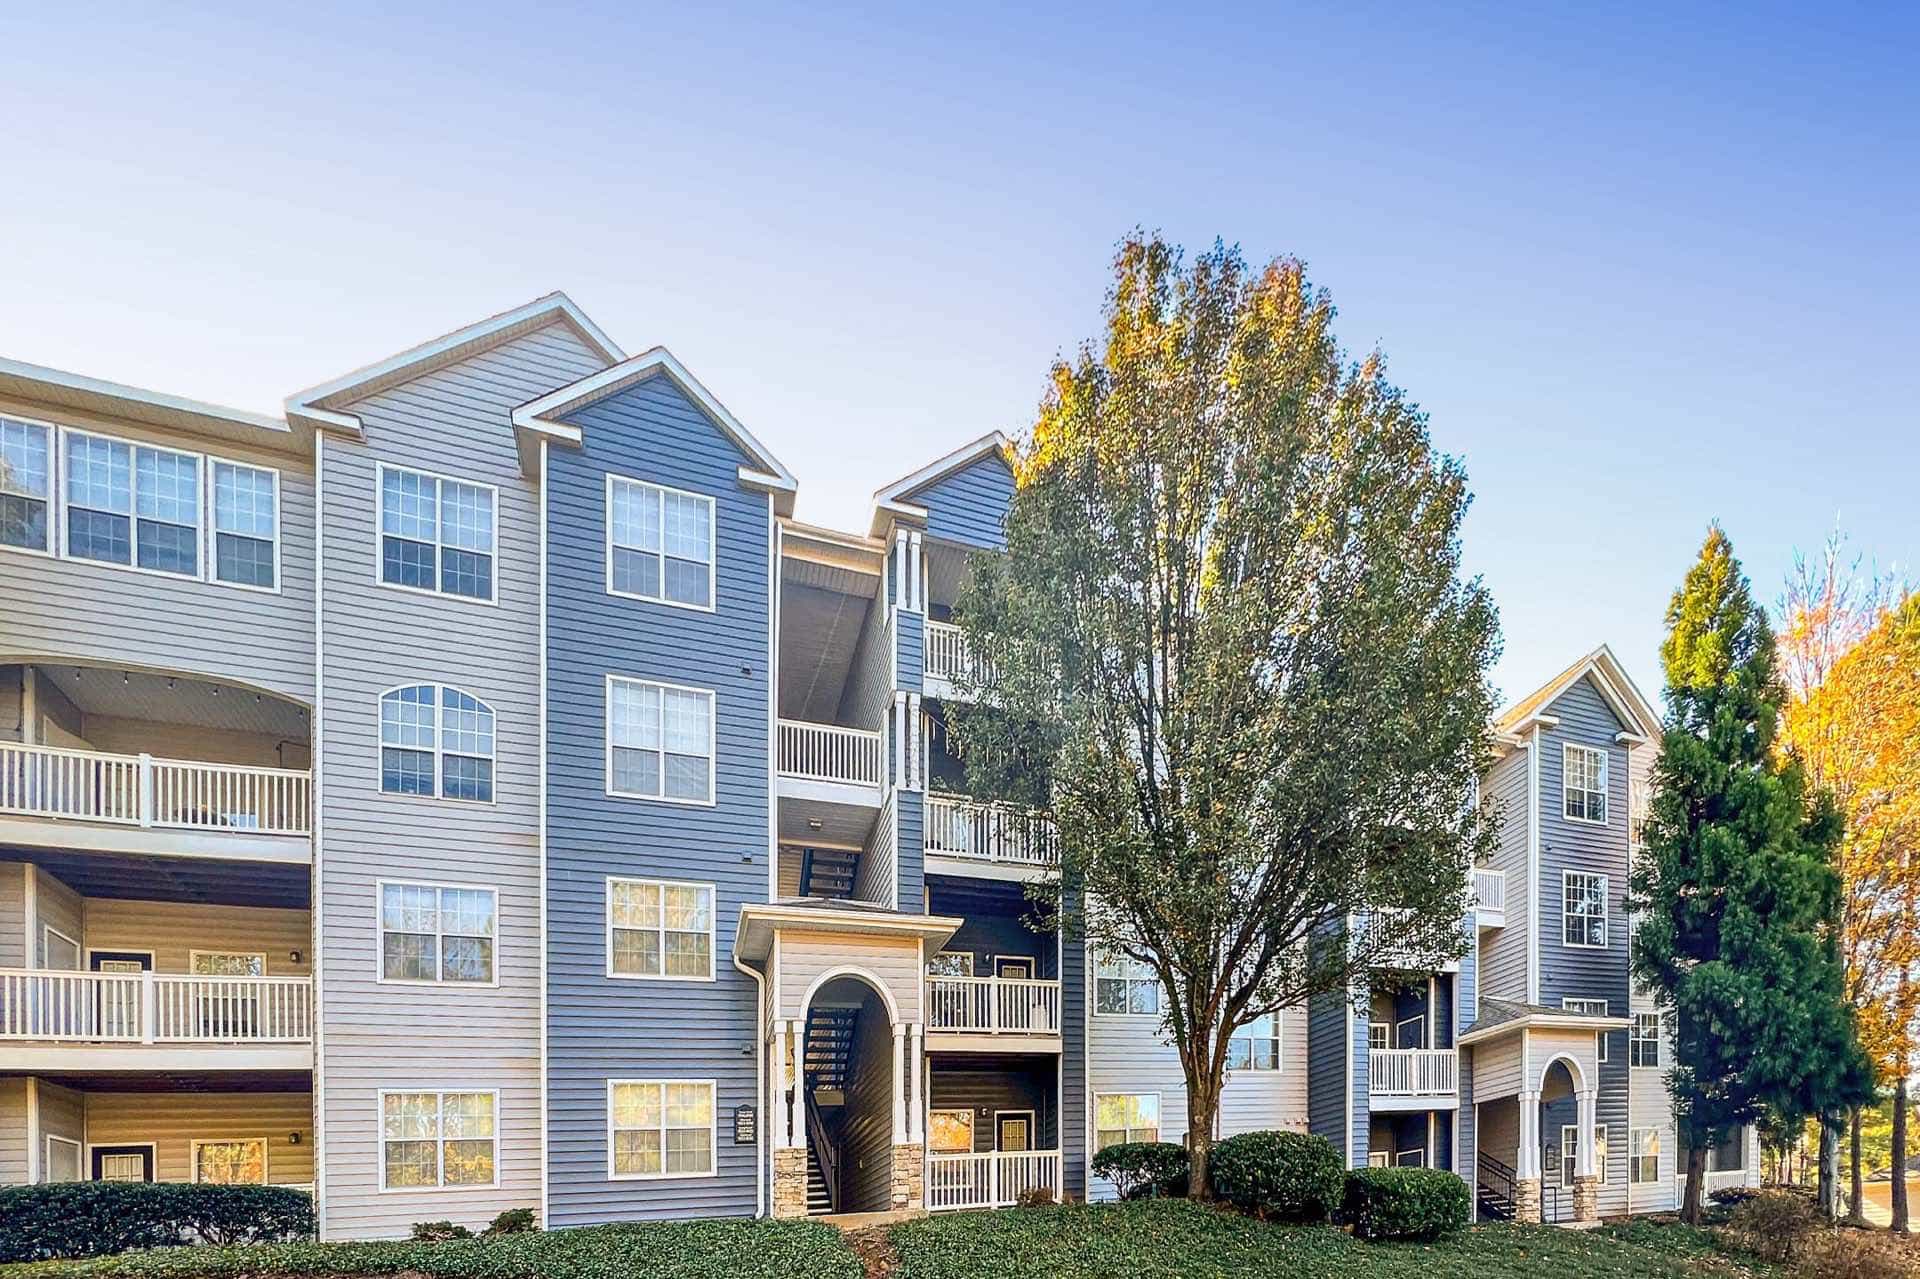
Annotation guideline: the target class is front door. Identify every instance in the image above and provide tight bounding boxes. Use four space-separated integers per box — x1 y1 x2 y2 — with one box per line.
996 1113 1032 1153
90 951 150 1039
995 958 1033 980
91 1145 154 1182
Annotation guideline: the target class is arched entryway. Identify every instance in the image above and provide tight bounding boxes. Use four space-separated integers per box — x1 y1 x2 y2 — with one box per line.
1539 1057 1581 1222
799 973 899 1215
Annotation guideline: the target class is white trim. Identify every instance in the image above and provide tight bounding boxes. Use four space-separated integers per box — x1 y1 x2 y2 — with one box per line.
798 963 903 1026
373 879 501 988
1562 743 1609 826
1091 1091 1164 1151
1630 1011 1661 1069
1394 1014 1427 1048
205 454 284 595
603 472 718 612
1560 1123 1609 1188
42 924 80 970
605 876 718 982
604 674 718 806
0 412 56 558
1091 952 1161 1018
1561 870 1610 950
189 1136 271 1184
43 1134 82 1183
1629 1125 1660 1185
375 1088 502 1193
868 431 1012 536
992 954 1035 980
24 1077 39 1183
371 461 500 606
86 1140 157 1182
58 427 207 583
85 947 155 968
1562 998 1611 1062
311 429 326 1235
605 1078 719 1181
537 443 551 1228
995 1109 1036 1153
928 1107 974 1154
1 356 291 436
376 681 499 805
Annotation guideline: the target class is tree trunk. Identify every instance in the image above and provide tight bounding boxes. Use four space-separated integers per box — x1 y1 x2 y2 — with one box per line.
1819 1112 1843 1221
1896 1078 1910 1234
1682 1141 1709 1225
1186 1084 1216 1200
1848 1106 1870 1225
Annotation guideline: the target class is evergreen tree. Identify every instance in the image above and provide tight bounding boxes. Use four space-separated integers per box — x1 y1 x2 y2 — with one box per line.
1631 526 1872 1224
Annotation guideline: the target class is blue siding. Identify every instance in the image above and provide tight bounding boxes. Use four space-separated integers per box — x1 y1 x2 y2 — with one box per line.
1349 999 1370 1167
908 455 1014 551
897 608 924 691
1456 913 1477 1033
544 374 773 1224
1060 888 1087 1196
896 790 924 910
1307 985 1349 1156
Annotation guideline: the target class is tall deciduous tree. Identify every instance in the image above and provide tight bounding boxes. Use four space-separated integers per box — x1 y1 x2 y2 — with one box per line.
951 234 1500 1198
1632 526 1872 1224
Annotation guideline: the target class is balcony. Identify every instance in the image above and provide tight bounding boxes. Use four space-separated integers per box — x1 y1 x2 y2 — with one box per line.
924 793 1056 879
0 742 312 863
777 720 885 788
1368 1047 1459 1109
926 975 1062 1051
1471 867 1506 928
0 968 313 1070
926 1149 1063 1211
924 620 988 698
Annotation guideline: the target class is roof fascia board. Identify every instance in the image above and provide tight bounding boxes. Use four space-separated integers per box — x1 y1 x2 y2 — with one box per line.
868 431 1011 536
0 356 295 441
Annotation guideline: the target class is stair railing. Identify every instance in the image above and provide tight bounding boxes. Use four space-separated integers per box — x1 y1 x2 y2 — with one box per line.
805 1094 840 1214
1476 1151 1517 1219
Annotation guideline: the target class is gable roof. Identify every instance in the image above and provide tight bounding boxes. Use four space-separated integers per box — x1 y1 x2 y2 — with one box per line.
284 292 624 436
869 431 1013 537
1495 643 1662 742
0 356 303 455
510 348 797 512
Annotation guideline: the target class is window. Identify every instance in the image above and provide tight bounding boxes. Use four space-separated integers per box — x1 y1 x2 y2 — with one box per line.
1631 1012 1661 1069
609 1081 715 1178
1564 744 1608 823
1563 998 1610 1062
1630 777 1653 846
1395 1148 1426 1168
42 927 79 971
927 951 975 977
380 1090 496 1189
379 882 497 984
608 476 715 608
1094 1094 1160 1150
929 1109 974 1154
379 685 496 802
65 432 202 575
1712 1130 1747 1172
1630 1127 1660 1184
43 1135 81 1183
1368 1022 1389 1051
378 464 495 601
192 1138 267 1184
607 878 714 979
1094 955 1160 1016
0 417 51 552
211 460 278 588
192 951 266 976
1227 1012 1281 1071
607 677 714 803
1563 871 1609 948
1561 1124 1609 1187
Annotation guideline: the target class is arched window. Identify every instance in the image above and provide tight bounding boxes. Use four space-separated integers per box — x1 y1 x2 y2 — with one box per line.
380 684 495 802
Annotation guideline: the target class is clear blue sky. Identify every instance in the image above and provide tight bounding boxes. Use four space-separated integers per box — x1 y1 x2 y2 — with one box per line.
2 3 1913 707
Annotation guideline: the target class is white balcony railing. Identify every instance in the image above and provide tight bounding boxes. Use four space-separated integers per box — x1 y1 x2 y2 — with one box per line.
927 1149 1062 1210
0 969 313 1043
1471 867 1506 915
1368 1047 1458 1097
927 975 1061 1035
776 720 885 787
924 793 1056 867
925 620 989 688
0 742 311 836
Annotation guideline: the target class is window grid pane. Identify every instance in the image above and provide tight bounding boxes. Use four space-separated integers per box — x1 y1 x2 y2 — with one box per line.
382 1092 495 1189
612 1081 712 1178
213 462 277 587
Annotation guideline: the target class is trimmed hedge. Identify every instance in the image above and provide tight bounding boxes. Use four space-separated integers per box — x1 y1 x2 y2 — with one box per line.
0 1219 861 1279
0 1183 314 1262
1339 1167 1470 1241
1207 1130 1345 1223
1088 1141 1189 1199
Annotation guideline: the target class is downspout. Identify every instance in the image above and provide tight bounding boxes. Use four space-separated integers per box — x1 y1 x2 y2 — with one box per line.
310 430 327 1237
537 442 550 1228
733 951 769 1217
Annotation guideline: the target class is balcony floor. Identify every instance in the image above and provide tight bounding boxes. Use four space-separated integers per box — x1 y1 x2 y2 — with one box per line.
4 1042 312 1072
0 815 310 865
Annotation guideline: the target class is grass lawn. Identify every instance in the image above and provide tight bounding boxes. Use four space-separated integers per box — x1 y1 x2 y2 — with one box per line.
887 1200 1776 1279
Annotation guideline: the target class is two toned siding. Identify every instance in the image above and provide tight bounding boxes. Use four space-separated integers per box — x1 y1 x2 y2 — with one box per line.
543 372 772 1225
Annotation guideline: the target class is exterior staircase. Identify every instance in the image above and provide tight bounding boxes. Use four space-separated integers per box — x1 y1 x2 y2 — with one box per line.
799 846 860 898
804 1005 859 1091
1476 1152 1518 1221
805 1136 833 1214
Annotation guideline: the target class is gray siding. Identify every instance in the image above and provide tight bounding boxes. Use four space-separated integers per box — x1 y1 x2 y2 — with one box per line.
317 322 607 1238
543 371 773 1225
0 397 315 705
1478 747 1531 1002
0 862 25 968
841 998 895 1211
0 1079 25 1184
908 456 1014 551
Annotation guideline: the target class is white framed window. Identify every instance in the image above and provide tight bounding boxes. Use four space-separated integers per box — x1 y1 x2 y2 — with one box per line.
64 430 203 577
607 878 715 980
606 676 715 804
607 475 715 609
1631 1012 1661 1068
191 951 267 976
929 1108 974 1154
191 1138 268 1184
42 926 79 971
0 416 53 554
1227 1012 1281 1071
1368 1021 1390 1051
1563 871 1609 948
378 881 497 984
379 684 496 802
1094 1093 1160 1150
379 1089 497 1190
608 1080 716 1179
210 458 279 590
43 1135 81 1183
1564 743 1608 824
1563 998 1610 1062
1559 1124 1608 1186
1395 1015 1427 1049
1367 1151 1391 1169
377 463 496 602
1630 1127 1660 1184
927 951 976 977
1395 1147 1426 1168
1094 954 1160 1016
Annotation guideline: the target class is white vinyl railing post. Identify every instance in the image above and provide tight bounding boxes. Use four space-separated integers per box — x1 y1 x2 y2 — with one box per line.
137 754 154 827
140 971 157 1044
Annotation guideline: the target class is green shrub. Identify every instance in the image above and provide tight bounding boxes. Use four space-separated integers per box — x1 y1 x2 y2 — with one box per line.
407 1222 472 1242
1338 1167 1469 1241
1207 1130 1344 1222
483 1208 538 1235
1089 1141 1189 1199
0 1182 314 1262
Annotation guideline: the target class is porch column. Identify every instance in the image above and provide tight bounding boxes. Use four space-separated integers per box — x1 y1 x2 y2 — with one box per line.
1514 1090 1543 1224
908 1022 924 1143
891 1022 908 1143
1572 1088 1600 1222
786 1021 805 1148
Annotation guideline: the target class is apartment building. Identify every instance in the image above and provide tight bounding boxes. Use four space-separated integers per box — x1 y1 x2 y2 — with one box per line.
0 293 1753 1234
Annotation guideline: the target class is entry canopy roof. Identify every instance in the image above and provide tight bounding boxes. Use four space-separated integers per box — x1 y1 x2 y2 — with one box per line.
734 899 962 967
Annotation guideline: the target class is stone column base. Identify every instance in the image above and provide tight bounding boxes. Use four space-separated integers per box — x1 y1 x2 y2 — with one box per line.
1514 1176 1542 1224
891 1142 924 1211
773 1147 809 1219
1572 1174 1599 1222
